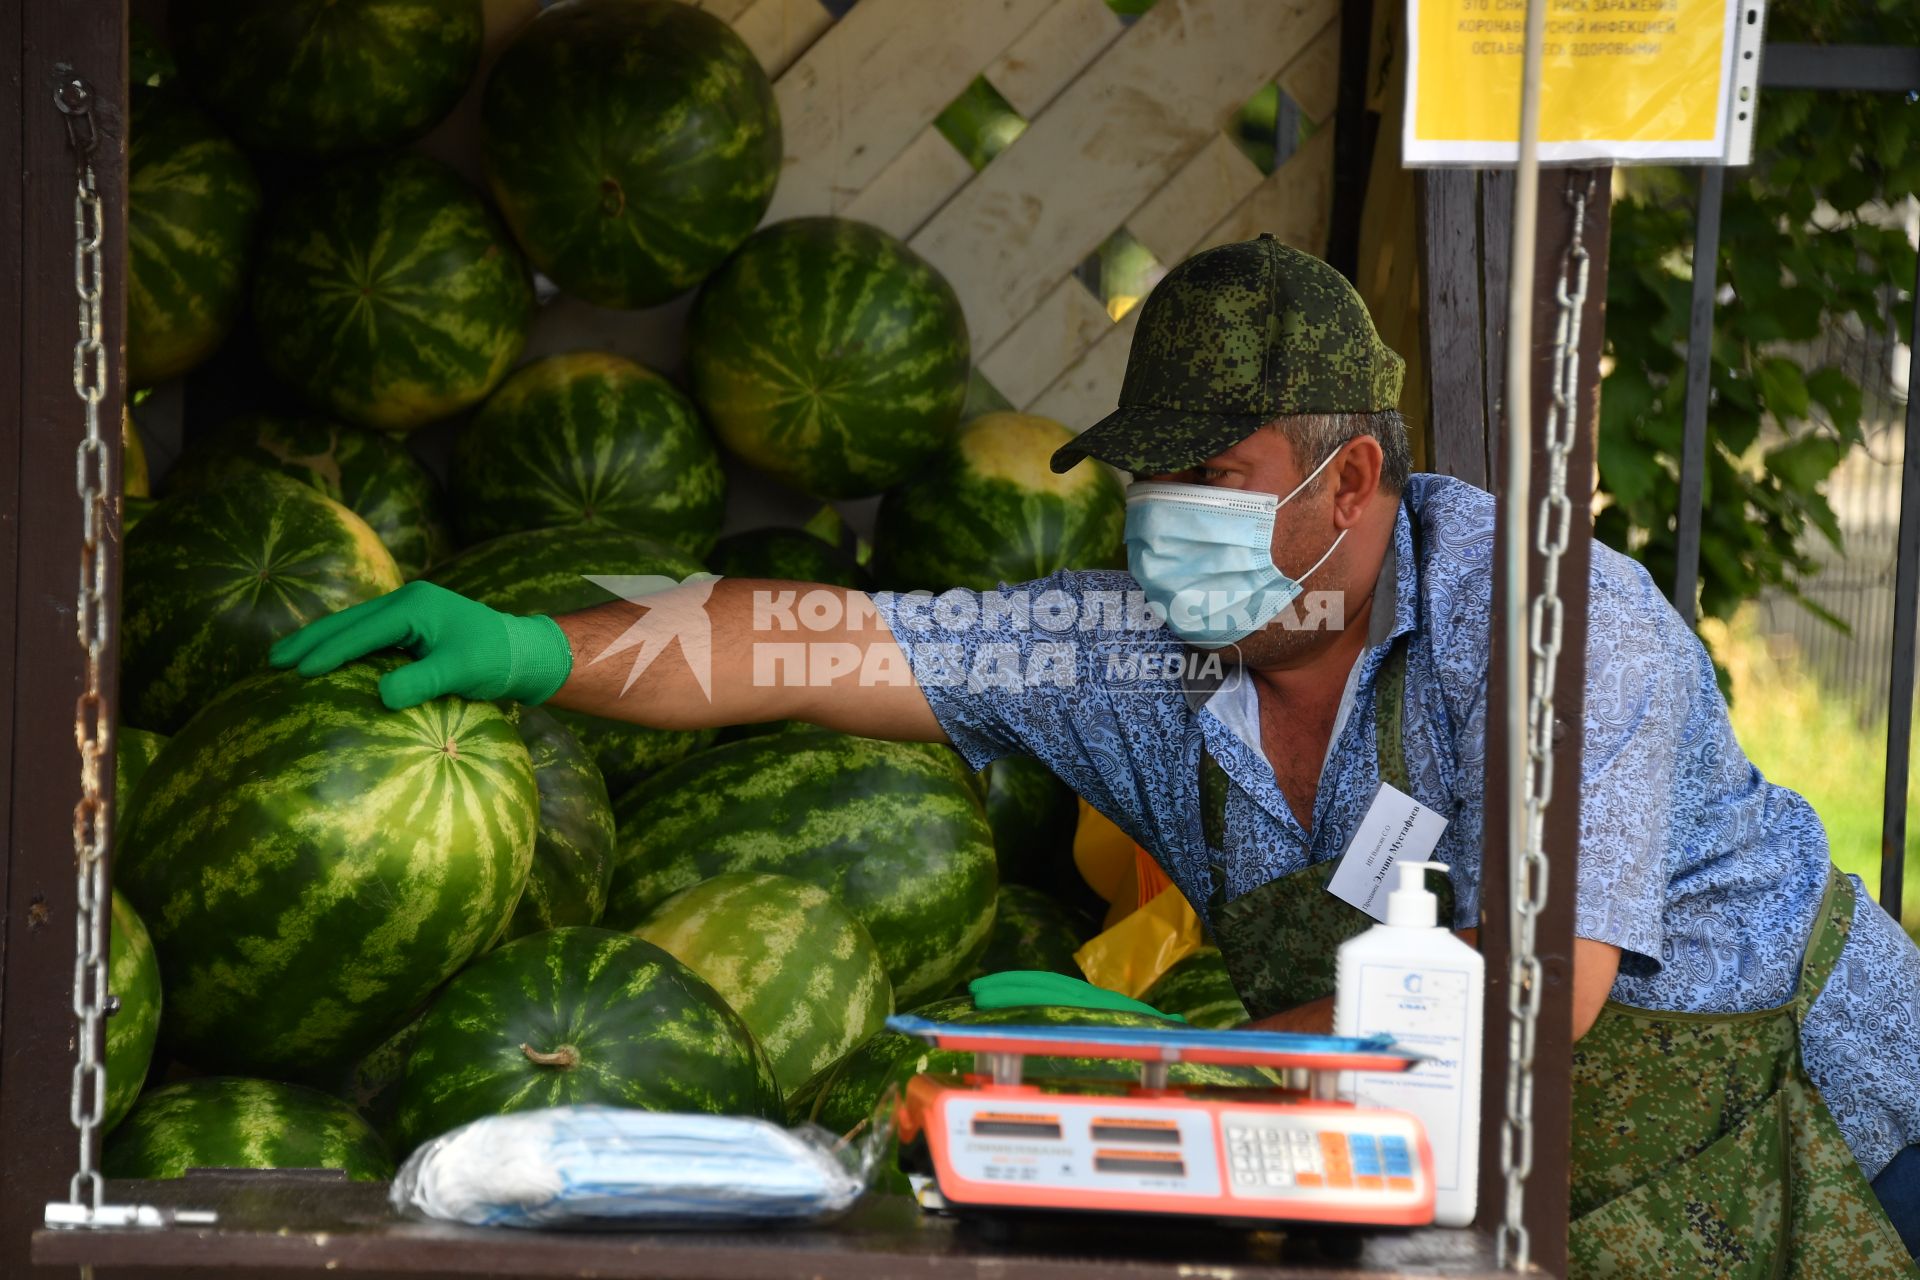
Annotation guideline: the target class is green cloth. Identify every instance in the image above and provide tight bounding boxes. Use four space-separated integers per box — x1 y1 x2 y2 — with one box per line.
1050 234 1404 477
968 972 1185 1022
269 580 574 710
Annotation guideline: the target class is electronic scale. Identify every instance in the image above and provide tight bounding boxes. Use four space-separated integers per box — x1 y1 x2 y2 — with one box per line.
890 1016 1436 1227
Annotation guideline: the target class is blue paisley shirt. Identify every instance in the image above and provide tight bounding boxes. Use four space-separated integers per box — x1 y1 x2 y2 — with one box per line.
872 472 1920 1181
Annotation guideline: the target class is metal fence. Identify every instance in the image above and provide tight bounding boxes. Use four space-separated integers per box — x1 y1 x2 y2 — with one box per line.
1754 266 1916 727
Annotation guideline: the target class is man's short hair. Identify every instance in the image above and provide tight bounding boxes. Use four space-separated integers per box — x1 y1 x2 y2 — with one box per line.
1271 409 1412 495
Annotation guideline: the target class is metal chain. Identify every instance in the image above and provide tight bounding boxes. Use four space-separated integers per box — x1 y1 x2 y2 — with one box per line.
1496 169 1596 1271
55 68 114 1219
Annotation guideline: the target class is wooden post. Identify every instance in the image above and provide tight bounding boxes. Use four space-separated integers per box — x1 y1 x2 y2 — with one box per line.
1473 167 1609 1278
0 1 128 1276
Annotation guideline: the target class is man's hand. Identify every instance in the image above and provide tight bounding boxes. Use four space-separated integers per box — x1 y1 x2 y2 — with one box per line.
269 581 573 710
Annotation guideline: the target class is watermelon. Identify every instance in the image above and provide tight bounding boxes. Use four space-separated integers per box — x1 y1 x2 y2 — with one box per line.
634 873 892 1096
115 660 535 1078
123 410 151 499
1142 948 1251 1030
394 927 783 1152
978 754 1081 885
689 217 972 501
131 17 175 89
339 1013 422 1144
967 885 1086 980
104 890 163 1134
501 705 616 942
120 470 404 734
873 412 1126 591
169 414 455 578
451 352 726 557
480 0 780 309
798 999 1281 1138
709 527 870 590
104 1078 393 1180
169 0 482 155
114 727 169 831
123 497 159 536
426 524 715 791
607 729 997 1005
252 153 533 432
128 88 262 389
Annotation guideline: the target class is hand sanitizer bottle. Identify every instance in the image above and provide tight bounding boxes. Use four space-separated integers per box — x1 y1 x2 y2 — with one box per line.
1332 859 1483 1227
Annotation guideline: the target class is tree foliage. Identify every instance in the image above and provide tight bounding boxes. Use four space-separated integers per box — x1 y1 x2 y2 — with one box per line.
1598 1 1920 627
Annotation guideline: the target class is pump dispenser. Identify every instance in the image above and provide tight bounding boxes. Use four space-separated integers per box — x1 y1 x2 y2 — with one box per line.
1333 860 1483 1227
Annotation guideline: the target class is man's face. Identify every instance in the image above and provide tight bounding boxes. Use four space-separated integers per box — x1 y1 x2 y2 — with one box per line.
1138 425 1365 665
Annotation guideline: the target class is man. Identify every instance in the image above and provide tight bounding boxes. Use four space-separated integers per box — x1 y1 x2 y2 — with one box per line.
276 236 1919 1273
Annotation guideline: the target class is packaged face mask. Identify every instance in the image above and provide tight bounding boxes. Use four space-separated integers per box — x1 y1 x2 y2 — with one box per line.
390 1104 893 1229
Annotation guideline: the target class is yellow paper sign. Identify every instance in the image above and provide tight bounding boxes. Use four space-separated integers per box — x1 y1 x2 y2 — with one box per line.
1404 0 1764 165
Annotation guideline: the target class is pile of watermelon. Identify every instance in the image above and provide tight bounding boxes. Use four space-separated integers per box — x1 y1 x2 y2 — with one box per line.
106 0 1171 1186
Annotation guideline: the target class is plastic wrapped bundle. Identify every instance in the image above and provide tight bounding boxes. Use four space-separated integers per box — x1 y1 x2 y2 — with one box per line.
392 1105 891 1229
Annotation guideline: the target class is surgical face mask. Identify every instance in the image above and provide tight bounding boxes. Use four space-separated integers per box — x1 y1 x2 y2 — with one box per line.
1123 448 1349 648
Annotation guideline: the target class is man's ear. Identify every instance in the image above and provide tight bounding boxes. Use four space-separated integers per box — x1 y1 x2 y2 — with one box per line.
1331 436 1384 527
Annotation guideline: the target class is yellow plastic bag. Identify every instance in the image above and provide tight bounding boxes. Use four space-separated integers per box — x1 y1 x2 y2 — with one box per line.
1075 885 1207 999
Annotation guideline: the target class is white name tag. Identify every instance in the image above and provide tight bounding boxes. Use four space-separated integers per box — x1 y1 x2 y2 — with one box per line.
1326 781 1449 921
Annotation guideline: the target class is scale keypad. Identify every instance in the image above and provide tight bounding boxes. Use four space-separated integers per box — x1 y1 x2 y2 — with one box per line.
1223 1123 1417 1194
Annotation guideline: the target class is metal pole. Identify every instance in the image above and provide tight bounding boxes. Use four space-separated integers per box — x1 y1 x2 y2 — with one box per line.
1672 166 1725 625
1880 260 1920 921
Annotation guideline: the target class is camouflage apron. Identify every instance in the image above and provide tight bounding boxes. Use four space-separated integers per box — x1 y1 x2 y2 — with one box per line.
1200 635 1454 1017
1197 651 1913 1275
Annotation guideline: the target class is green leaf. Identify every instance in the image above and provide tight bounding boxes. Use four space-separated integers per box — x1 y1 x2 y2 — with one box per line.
1763 433 1846 492
1755 357 1811 421
1806 366 1864 438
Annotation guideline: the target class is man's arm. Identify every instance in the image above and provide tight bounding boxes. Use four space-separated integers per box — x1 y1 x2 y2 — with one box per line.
1245 931 1620 1041
547 578 945 740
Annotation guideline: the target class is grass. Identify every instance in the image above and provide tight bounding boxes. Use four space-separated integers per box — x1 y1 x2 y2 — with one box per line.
1703 608 1920 938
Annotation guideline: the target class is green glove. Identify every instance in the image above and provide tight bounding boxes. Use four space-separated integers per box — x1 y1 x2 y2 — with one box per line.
268 580 573 711
967 972 1186 1022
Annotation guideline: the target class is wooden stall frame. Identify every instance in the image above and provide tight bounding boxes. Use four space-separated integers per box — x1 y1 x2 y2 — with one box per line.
3 1 1616 1276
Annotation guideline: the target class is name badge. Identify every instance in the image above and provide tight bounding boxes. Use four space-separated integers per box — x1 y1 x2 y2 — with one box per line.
1327 781 1449 921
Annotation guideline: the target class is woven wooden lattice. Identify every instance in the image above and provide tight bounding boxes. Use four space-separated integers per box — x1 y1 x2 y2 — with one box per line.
454 0 1340 436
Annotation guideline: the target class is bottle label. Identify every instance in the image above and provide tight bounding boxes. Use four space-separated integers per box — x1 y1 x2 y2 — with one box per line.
1351 961 1476 1193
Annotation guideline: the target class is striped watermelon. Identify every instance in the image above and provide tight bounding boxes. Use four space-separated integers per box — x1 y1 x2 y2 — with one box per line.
873 412 1126 591
709 527 870 590
979 754 1081 885
128 88 261 389
634 873 892 1096
169 414 454 578
170 0 482 155
1142 948 1251 1030
501 705 616 942
252 153 532 432
339 1014 422 1144
967 885 1086 981
480 0 780 309
105 1078 393 1180
689 218 972 501
451 352 726 557
115 660 536 1078
121 470 403 734
796 999 1281 1137
607 729 997 1005
426 524 715 792
131 17 175 89
114 727 169 831
123 497 159 535
394 927 783 1152
123 410 151 499
104 890 163 1134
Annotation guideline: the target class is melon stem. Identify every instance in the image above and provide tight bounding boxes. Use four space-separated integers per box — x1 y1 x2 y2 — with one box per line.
520 1042 579 1069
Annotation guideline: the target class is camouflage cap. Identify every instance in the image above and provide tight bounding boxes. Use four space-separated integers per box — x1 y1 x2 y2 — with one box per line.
1050 234 1405 475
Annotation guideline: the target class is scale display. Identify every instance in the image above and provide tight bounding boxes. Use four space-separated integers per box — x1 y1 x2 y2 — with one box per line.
891 1017 1438 1227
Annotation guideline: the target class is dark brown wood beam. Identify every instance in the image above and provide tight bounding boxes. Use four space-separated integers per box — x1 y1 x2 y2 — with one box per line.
1475 167 1609 1279
0 2 127 1277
